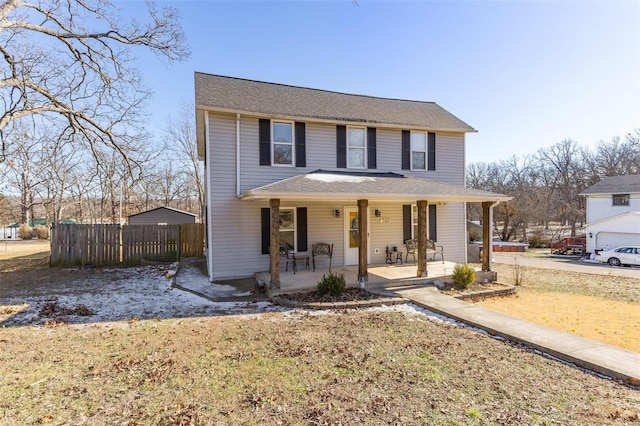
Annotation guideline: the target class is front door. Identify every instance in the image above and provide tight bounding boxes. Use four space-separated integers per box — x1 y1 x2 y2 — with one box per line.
344 207 369 265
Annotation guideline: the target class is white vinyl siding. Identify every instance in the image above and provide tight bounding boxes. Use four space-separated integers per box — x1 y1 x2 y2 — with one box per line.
205 112 470 279
586 194 640 223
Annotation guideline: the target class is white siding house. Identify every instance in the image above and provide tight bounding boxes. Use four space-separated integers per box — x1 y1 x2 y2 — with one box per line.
195 74 509 287
580 175 640 252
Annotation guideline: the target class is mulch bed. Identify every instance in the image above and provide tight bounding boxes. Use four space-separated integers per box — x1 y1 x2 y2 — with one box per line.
275 287 380 303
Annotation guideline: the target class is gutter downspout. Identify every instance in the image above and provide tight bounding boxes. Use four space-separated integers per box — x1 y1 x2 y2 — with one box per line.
236 114 241 196
204 111 214 281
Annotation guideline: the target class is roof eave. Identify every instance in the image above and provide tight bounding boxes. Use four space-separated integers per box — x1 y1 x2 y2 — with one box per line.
195 104 477 134
239 191 510 203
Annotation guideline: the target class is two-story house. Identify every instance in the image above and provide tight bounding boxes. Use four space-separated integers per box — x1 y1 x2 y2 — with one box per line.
580 174 640 252
195 73 509 288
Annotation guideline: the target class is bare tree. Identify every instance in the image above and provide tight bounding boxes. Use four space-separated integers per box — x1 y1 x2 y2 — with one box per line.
1 123 50 224
536 139 586 236
0 0 189 168
40 136 85 223
582 135 640 183
164 103 205 219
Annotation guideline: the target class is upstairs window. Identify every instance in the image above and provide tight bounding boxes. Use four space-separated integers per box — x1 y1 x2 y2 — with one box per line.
347 127 366 168
411 132 427 170
612 194 630 206
272 121 293 165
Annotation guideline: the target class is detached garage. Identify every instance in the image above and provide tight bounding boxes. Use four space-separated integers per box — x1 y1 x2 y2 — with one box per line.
128 207 197 225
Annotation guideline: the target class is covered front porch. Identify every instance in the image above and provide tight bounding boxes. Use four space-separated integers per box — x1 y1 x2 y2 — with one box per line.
256 260 464 293
241 170 511 291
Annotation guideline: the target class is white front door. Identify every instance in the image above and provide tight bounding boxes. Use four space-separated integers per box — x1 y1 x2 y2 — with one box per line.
344 207 370 265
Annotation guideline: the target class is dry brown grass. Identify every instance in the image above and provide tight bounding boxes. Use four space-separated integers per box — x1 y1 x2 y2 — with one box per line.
1 241 639 424
2 311 640 425
483 263 640 352
0 240 50 272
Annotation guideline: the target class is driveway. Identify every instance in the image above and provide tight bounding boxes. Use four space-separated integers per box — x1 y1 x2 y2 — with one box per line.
493 253 640 279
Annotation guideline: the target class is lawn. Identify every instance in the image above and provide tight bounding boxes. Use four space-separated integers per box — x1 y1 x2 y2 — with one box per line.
0 240 639 425
483 262 640 353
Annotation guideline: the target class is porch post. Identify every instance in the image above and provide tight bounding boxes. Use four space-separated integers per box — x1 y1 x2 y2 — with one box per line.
482 201 492 272
270 198 280 289
357 199 368 282
416 200 428 277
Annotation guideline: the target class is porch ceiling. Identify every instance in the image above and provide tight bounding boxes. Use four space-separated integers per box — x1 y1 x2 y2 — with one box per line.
239 170 512 203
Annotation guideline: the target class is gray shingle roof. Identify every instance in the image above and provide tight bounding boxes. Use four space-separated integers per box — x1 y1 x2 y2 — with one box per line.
580 175 640 195
240 170 510 202
195 73 476 132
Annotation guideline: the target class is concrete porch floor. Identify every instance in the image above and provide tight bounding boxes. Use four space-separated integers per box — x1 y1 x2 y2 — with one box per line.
256 261 462 294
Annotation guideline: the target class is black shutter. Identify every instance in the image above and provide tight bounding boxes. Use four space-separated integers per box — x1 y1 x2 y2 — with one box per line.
429 204 437 241
336 125 347 168
428 132 436 170
296 207 307 252
403 205 412 242
259 119 271 166
261 208 270 254
401 130 410 170
367 127 377 169
295 122 306 167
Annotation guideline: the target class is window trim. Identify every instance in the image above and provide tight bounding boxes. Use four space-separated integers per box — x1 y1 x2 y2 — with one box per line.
410 131 427 170
271 120 295 167
279 207 297 251
347 126 367 169
612 194 630 206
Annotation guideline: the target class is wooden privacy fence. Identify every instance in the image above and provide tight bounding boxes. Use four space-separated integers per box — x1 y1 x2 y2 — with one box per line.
50 223 204 267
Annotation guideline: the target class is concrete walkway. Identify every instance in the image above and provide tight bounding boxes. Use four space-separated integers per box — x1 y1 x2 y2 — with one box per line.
377 285 640 386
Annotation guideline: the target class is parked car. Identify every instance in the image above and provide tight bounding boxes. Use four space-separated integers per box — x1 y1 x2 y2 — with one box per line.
595 246 640 267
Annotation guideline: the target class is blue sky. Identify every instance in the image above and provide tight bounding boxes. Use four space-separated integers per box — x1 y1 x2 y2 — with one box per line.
118 0 640 164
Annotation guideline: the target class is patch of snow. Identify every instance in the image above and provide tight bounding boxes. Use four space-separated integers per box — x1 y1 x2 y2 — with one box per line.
305 174 375 183
0 264 286 327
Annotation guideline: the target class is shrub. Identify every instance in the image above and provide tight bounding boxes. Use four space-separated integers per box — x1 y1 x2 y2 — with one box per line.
34 225 49 240
316 272 346 296
512 256 526 286
18 224 34 240
451 263 476 290
527 234 550 248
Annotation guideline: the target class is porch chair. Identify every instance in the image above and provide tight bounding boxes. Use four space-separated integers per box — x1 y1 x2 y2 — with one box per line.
311 242 333 272
279 243 298 273
426 239 445 263
404 238 445 264
404 239 417 264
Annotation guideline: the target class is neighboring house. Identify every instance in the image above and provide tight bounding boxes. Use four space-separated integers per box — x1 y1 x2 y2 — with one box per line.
195 73 510 287
128 207 197 225
580 175 640 252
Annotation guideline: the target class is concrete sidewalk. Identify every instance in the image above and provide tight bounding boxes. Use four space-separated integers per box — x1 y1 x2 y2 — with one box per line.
375 285 640 386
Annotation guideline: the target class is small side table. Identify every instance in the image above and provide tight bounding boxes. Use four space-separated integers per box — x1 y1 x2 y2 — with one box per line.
293 253 310 272
386 247 403 265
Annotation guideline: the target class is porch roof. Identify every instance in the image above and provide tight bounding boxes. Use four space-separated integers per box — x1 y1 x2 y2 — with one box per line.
239 170 511 203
